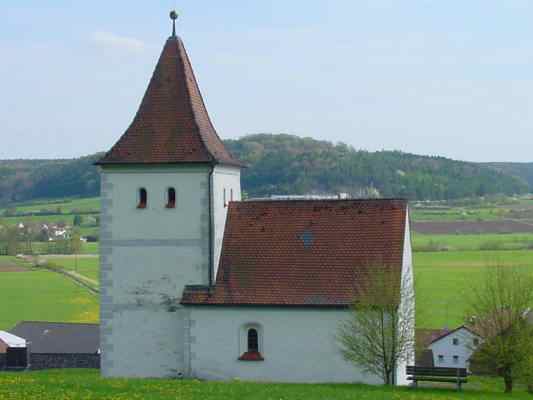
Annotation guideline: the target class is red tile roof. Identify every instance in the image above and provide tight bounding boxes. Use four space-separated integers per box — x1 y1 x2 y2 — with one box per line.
97 35 241 167
182 199 408 306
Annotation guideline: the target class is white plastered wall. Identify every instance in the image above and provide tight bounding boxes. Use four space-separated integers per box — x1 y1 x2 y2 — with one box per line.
187 306 381 384
100 165 211 377
211 165 241 278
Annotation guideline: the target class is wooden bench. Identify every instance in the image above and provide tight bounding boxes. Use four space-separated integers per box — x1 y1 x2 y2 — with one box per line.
406 366 468 391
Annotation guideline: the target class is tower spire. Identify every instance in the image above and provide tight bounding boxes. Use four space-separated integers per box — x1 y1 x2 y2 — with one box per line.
170 10 178 38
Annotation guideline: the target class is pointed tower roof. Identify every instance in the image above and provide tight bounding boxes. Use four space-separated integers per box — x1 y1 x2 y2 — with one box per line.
97 27 241 167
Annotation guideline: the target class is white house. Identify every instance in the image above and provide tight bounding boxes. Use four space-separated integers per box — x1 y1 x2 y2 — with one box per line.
426 326 482 370
96 14 415 385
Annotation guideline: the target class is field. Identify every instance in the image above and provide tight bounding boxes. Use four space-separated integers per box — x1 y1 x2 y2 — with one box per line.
415 250 533 328
45 256 100 282
411 197 533 329
0 197 100 214
0 196 100 240
0 256 98 330
413 232 533 251
0 369 530 399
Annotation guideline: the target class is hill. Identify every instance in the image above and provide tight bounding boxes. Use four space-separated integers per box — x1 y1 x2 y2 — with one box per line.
483 162 533 189
0 134 530 204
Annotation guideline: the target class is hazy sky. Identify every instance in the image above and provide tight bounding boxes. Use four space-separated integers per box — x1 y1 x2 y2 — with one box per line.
2 1 533 162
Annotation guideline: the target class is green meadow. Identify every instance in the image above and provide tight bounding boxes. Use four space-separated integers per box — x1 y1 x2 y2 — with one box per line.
0 369 530 400
413 232 533 252
0 256 98 330
46 256 100 282
415 250 533 329
0 197 100 214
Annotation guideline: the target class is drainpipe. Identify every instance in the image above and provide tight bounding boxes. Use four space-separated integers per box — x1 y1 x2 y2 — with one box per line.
208 164 215 287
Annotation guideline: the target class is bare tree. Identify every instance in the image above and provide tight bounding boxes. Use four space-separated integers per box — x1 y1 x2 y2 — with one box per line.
466 265 533 393
337 266 415 385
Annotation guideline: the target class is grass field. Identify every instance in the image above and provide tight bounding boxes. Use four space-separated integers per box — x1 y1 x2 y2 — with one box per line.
46 256 99 282
0 197 100 214
0 369 529 400
415 250 533 329
413 232 533 251
0 256 98 330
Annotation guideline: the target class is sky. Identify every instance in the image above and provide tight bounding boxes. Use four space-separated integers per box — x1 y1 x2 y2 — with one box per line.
2 1 533 162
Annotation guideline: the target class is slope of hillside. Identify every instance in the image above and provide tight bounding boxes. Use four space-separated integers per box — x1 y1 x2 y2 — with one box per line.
0 134 529 204
225 134 529 199
483 162 533 188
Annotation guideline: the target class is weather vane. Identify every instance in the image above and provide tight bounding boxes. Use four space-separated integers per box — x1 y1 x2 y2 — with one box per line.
170 10 178 37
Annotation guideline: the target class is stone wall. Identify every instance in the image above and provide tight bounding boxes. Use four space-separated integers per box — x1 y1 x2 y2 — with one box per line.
29 354 100 370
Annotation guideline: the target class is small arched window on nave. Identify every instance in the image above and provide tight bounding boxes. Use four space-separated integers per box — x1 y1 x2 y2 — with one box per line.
247 328 259 352
166 188 176 208
238 325 264 361
137 188 147 209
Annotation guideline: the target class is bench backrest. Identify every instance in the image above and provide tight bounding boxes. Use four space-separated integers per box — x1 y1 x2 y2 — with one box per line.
406 366 467 378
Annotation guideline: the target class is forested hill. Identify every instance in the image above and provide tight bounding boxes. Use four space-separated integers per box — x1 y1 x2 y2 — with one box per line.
481 162 533 189
0 134 531 204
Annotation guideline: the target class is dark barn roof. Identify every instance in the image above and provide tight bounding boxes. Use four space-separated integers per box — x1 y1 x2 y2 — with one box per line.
10 322 99 354
96 35 241 167
182 199 408 307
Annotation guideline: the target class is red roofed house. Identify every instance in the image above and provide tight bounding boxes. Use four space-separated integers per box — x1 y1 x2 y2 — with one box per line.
96 14 414 384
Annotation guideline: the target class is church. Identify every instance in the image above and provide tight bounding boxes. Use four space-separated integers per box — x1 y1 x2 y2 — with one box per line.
96 14 414 384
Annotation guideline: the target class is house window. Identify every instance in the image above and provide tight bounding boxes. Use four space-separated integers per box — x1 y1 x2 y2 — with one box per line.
137 188 147 209
238 325 263 361
473 338 479 346
453 355 459 364
438 355 444 363
453 338 459 345
223 188 227 207
230 188 234 202
166 188 176 208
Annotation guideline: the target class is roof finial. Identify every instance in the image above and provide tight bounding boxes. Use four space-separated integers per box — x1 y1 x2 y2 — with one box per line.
169 10 178 37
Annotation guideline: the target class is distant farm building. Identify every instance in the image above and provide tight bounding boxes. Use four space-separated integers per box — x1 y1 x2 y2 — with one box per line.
0 331 27 370
8 322 99 370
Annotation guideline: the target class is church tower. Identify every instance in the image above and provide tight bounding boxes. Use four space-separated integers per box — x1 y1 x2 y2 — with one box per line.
96 12 242 377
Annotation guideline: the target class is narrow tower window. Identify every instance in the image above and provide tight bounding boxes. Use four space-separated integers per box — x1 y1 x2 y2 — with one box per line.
223 188 227 207
247 328 259 352
138 188 147 209
166 188 176 208
230 188 234 202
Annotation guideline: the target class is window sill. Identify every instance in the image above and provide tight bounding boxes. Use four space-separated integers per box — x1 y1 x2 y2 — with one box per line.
137 204 147 209
238 351 264 361
165 204 176 209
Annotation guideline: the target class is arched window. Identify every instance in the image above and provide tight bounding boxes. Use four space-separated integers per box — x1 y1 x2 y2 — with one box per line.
247 328 259 352
166 188 176 208
238 325 263 361
138 188 147 209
